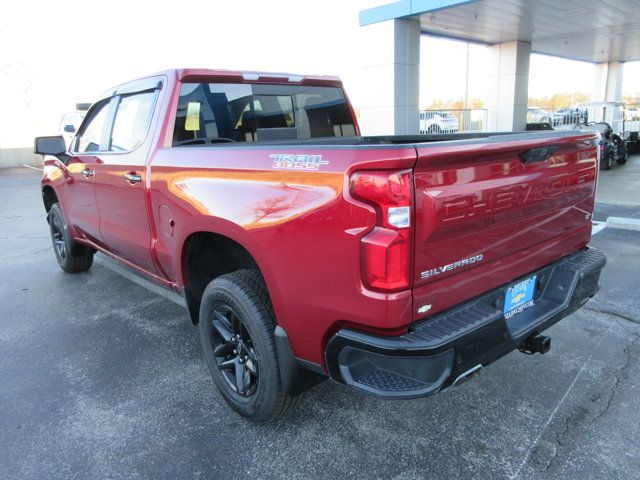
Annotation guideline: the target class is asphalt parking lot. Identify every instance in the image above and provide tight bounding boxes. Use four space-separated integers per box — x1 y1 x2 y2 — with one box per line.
1 161 639 479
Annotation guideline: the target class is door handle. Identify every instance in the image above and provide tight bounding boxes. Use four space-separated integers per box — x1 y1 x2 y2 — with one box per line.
124 173 142 184
81 168 94 178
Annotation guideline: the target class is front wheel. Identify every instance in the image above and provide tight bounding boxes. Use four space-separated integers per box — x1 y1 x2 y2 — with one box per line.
601 153 614 171
48 203 94 273
617 150 628 165
199 269 298 422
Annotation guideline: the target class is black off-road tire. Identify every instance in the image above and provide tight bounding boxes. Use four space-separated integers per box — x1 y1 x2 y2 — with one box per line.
199 269 299 422
48 203 94 273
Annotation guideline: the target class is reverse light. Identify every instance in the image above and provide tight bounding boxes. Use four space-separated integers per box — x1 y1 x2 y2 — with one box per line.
350 170 413 291
388 206 411 228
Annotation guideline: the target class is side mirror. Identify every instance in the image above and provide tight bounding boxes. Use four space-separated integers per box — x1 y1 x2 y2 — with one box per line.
34 135 68 162
63 124 76 133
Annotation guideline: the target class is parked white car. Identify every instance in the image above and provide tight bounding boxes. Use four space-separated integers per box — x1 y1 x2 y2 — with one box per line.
527 107 551 124
419 111 460 134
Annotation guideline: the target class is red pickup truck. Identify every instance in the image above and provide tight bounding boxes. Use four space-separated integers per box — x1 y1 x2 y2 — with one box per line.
35 69 605 422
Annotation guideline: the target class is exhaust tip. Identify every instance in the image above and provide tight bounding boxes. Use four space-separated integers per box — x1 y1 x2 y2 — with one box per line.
519 334 551 355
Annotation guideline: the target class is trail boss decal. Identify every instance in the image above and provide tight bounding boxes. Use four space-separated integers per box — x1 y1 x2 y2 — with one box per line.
421 254 484 279
270 154 329 171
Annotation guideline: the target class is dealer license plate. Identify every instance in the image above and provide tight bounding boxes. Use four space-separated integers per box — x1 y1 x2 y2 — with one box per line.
503 275 537 318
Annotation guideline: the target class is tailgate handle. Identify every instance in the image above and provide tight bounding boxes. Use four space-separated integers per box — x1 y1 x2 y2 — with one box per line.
520 146 559 164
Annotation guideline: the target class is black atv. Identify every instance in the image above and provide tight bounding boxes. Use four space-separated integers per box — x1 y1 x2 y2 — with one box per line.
577 122 628 170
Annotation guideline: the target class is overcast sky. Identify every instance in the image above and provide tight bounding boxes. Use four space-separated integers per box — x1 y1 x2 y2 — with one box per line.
1 0 638 147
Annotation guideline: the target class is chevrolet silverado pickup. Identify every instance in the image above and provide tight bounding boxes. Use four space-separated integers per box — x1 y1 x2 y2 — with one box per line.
35 69 606 422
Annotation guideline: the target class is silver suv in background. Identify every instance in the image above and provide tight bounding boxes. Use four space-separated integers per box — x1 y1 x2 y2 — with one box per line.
551 108 588 127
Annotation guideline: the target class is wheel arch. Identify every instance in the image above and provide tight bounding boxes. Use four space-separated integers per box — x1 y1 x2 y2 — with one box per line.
179 228 280 326
42 185 59 215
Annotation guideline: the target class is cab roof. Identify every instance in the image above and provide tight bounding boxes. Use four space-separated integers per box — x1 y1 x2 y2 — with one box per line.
97 68 344 105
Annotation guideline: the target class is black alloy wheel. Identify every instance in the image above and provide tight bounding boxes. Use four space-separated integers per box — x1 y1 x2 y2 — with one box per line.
209 304 259 396
50 213 67 261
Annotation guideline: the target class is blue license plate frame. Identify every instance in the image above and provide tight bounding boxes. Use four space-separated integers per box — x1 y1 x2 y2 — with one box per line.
504 275 537 318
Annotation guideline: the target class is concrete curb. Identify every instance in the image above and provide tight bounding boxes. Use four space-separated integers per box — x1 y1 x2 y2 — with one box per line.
606 217 640 231
0 147 41 169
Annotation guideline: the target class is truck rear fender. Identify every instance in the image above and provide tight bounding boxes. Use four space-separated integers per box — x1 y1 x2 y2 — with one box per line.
177 219 283 328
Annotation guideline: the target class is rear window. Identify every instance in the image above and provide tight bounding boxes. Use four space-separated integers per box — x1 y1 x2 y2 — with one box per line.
172 82 356 146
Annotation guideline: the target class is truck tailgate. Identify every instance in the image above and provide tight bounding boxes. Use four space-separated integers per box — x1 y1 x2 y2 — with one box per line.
411 132 599 321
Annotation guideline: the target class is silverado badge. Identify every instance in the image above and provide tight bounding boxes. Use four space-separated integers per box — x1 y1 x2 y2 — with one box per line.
421 254 484 279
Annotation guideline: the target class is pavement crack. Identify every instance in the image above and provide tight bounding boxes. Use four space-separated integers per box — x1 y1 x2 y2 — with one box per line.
540 407 588 472
584 306 640 325
509 324 616 479
538 333 640 473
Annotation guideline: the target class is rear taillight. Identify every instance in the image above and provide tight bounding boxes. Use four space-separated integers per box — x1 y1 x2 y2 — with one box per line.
350 170 413 291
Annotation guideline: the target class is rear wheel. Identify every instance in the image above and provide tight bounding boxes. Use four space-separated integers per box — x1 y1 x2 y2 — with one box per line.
48 203 94 273
199 269 298 422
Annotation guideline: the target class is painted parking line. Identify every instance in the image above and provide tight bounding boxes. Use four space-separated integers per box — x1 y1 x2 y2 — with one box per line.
23 164 43 172
591 221 606 236
606 216 640 232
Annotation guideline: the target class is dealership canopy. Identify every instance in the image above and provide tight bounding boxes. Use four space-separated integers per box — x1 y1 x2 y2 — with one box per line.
358 0 640 134
360 0 640 63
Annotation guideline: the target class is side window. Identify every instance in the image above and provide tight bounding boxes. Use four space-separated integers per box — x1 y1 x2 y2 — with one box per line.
110 91 156 151
76 101 110 153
